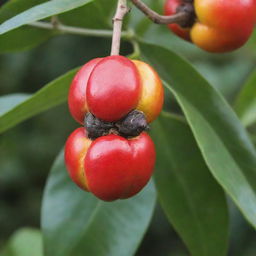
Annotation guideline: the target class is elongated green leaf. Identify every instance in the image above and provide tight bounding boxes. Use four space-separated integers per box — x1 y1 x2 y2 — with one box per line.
0 67 78 134
0 0 46 22
0 0 93 35
0 93 30 116
140 42 256 228
3 228 43 256
0 27 53 53
60 0 116 29
0 0 53 53
41 151 156 256
151 113 228 256
0 0 116 53
234 68 256 127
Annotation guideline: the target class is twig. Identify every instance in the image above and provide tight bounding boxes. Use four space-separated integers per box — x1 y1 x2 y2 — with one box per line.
130 0 194 27
127 40 140 59
29 21 132 39
51 16 59 29
111 0 130 56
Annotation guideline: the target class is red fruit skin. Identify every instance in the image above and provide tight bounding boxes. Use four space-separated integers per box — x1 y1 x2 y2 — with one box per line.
68 58 102 124
85 132 156 201
64 128 156 202
164 0 191 41
164 0 256 52
64 127 92 190
68 56 164 124
86 55 141 122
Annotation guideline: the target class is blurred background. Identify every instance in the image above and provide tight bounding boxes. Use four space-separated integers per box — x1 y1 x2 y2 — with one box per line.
1 0 256 255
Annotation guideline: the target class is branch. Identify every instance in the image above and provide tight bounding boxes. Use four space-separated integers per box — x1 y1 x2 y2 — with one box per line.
29 21 132 39
51 15 59 29
127 40 140 59
111 0 130 56
130 0 194 27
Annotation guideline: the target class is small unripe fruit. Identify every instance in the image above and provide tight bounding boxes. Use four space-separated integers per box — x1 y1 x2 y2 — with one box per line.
64 127 156 201
164 0 256 52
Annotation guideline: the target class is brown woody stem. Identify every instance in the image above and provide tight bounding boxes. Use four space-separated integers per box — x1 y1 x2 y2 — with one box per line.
130 0 194 27
111 0 130 55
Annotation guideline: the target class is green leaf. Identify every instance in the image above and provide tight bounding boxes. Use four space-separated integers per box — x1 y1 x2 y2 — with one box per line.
0 0 53 53
140 42 256 228
0 27 53 53
151 113 228 256
234 68 256 127
0 0 46 23
41 151 156 256
4 228 43 256
0 0 94 35
60 0 116 29
0 67 79 134
0 93 30 116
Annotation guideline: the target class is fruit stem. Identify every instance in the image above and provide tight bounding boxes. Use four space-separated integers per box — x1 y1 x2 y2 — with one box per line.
130 0 194 27
111 0 130 55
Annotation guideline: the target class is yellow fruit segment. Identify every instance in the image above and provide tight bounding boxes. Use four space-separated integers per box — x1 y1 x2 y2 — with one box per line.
132 60 164 123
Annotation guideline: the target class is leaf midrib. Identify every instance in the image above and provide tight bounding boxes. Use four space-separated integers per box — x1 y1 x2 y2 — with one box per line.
160 74 256 189
156 120 209 256
174 92 256 224
64 201 103 256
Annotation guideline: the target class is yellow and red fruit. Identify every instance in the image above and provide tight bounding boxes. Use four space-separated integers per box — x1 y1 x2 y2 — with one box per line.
66 56 163 201
64 127 156 201
164 0 256 52
133 60 164 123
68 55 164 123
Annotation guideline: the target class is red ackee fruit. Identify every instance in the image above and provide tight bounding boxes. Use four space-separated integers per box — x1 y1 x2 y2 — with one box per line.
66 55 163 201
68 55 164 123
64 128 156 201
164 0 256 53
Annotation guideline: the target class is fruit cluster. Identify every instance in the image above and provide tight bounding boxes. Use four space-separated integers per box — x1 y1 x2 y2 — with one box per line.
64 55 164 201
164 0 256 53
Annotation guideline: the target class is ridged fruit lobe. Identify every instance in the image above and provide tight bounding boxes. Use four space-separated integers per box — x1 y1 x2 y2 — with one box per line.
164 0 256 52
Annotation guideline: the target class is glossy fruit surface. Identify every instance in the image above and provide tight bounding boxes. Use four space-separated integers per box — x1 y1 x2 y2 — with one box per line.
68 58 102 124
164 0 191 41
64 127 92 190
132 60 164 123
64 128 156 201
85 132 156 201
68 56 164 124
164 0 256 52
87 55 141 122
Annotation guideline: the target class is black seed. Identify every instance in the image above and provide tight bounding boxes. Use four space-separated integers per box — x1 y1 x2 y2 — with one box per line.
116 110 149 138
84 110 149 140
84 113 115 140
